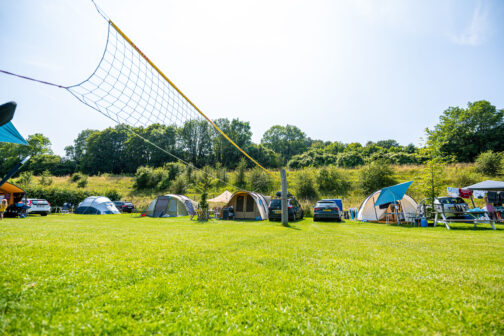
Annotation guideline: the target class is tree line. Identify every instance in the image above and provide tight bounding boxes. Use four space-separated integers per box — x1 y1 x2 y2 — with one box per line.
0 100 502 178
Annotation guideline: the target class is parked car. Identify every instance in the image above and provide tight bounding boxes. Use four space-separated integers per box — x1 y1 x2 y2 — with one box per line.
433 197 469 219
268 196 304 221
26 198 51 216
113 201 135 213
313 200 342 222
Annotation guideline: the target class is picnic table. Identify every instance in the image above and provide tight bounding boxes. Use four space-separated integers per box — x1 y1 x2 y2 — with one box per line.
434 209 496 230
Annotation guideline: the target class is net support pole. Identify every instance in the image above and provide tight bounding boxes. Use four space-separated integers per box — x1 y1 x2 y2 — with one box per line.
281 168 289 227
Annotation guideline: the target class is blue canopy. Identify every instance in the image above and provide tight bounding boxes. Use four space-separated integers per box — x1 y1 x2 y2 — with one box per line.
0 121 27 145
374 181 413 207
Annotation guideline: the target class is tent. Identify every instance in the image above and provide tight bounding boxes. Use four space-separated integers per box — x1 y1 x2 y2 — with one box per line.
208 190 233 205
223 191 270 220
357 182 418 222
465 180 504 191
74 196 120 215
0 102 27 145
145 194 197 217
0 181 25 206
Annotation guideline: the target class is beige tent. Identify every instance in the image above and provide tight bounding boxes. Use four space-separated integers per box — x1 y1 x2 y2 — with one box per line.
208 190 233 205
223 191 270 220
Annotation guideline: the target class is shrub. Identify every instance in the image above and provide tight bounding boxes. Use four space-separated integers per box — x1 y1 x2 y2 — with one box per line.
16 171 33 188
40 170 53 186
77 175 88 188
234 158 247 189
453 168 482 187
25 186 91 207
475 151 502 176
299 200 313 218
336 152 364 168
71 172 85 182
358 160 397 195
295 172 318 201
170 175 187 195
164 162 185 181
316 167 351 196
104 189 121 201
249 167 273 194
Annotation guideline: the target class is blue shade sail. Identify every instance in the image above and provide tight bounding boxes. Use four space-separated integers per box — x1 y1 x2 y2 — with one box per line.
0 121 27 145
374 181 413 207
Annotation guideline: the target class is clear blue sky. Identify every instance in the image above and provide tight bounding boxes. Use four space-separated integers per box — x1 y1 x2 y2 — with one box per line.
1 0 503 155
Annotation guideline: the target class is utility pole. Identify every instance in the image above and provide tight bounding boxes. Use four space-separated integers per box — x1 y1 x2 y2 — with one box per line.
280 168 289 227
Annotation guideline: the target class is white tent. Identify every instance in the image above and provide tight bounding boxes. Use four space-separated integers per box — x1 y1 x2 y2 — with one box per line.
74 196 120 215
224 191 270 220
208 190 233 205
357 191 417 222
145 194 198 217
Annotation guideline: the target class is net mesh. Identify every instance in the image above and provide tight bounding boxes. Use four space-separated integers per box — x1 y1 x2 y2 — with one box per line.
67 23 203 128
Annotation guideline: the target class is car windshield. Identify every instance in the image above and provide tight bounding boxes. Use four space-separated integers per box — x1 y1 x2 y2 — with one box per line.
439 197 466 205
270 199 291 207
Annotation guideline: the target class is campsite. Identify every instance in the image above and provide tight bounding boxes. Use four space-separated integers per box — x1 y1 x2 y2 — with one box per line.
2 0 504 334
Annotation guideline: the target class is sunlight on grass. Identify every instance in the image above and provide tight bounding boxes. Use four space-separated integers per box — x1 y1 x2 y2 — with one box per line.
1 215 503 334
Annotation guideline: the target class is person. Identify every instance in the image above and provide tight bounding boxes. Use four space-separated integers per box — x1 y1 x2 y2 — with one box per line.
484 195 499 221
0 199 8 220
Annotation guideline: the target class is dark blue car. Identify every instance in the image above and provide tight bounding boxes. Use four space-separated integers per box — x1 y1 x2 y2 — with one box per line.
313 200 342 222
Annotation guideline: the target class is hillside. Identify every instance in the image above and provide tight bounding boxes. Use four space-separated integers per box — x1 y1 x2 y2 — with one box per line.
14 163 495 211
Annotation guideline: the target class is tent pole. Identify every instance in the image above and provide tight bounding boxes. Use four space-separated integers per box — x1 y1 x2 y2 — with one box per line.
470 194 476 208
372 193 379 222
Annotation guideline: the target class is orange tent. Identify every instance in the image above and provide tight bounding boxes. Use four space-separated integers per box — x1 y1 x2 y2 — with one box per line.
0 182 25 205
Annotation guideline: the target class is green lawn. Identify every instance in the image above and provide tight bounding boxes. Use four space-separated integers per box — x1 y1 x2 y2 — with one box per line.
1 215 503 335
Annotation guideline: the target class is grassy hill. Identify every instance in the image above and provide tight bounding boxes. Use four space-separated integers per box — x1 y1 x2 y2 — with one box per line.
16 163 495 211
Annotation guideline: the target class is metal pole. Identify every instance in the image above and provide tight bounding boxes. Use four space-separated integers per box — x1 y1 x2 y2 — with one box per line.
280 169 289 227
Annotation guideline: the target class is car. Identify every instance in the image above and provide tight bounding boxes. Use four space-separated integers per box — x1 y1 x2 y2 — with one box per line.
26 198 51 216
268 196 304 221
113 201 135 213
313 200 342 222
433 197 469 219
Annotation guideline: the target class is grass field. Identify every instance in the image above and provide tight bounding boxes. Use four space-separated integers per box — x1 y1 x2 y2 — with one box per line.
1 215 503 335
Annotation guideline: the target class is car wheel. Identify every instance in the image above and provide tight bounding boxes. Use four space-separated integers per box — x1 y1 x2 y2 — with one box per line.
41 212 48 216
300 210 304 219
313 216 318 222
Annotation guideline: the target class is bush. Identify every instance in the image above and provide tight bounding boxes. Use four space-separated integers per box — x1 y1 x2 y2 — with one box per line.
234 158 247 189
77 175 88 188
16 171 33 188
25 186 91 207
40 170 53 186
299 200 313 218
104 189 121 201
358 160 397 195
475 151 502 176
295 172 318 201
453 168 482 187
170 175 187 195
71 172 85 183
336 152 364 168
316 167 351 196
249 168 273 194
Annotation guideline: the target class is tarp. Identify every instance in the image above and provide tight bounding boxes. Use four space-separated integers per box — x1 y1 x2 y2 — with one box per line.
0 121 27 145
464 180 504 191
374 181 413 207
208 190 233 204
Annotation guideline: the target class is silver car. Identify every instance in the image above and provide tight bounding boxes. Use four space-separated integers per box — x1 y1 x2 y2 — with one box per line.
26 199 51 216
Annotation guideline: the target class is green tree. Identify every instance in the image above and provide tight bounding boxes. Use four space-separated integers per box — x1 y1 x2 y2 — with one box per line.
177 120 213 167
336 152 364 168
426 100 504 162
213 118 252 168
295 172 319 201
261 125 309 163
249 167 273 193
316 167 351 196
358 160 397 195
234 158 247 189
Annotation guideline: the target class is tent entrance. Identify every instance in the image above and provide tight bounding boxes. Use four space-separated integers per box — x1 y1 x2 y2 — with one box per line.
153 196 170 217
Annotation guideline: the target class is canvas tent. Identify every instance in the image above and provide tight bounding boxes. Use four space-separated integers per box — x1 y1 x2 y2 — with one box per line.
145 194 197 217
208 190 233 205
223 191 270 220
74 196 120 215
465 180 504 191
357 182 418 222
0 181 25 205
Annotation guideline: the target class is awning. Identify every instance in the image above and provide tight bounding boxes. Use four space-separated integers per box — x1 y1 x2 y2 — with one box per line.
374 181 413 207
464 180 504 191
0 121 27 145
0 181 25 194
208 190 233 204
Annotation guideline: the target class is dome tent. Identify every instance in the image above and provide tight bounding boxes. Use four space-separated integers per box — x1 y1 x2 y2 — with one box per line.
75 196 120 215
145 194 197 217
223 191 270 220
357 182 418 222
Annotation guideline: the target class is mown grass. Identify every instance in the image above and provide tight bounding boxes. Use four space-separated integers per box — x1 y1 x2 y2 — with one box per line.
1 215 503 335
